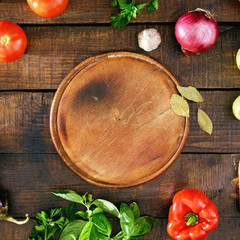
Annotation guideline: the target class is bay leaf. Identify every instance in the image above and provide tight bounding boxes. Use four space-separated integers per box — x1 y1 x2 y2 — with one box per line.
170 94 190 117
177 86 203 102
197 109 213 135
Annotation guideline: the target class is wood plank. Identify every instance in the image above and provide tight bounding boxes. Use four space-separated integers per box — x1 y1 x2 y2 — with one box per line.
0 217 240 240
1 0 240 24
1 216 240 240
0 25 239 90
0 91 239 154
0 153 239 218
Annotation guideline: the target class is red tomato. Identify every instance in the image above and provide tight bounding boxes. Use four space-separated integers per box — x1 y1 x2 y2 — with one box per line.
27 0 69 18
0 21 27 62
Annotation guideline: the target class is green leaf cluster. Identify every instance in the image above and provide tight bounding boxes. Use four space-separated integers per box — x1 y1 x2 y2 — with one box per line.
29 190 158 240
110 0 159 29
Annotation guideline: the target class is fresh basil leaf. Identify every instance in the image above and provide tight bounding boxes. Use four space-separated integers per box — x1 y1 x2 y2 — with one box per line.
129 202 140 219
76 211 88 220
87 194 93 203
65 203 77 221
120 202 135 237
93 199 120 218
78 222 99 240
92 213 112 236
112 231 125 239
59 220 86 240
82 193 87 204
51 190 83 204
130 216 158 238
98 234 109 240
92 207 103 215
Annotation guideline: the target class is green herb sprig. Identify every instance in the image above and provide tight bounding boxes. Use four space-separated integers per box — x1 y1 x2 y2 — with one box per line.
29 190 158 240
110 0 159 29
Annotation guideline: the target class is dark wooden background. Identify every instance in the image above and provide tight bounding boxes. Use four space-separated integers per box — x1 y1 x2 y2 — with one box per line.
0 0 240 239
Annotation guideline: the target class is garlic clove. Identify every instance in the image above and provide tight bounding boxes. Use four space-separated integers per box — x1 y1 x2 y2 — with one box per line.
138 28 161 52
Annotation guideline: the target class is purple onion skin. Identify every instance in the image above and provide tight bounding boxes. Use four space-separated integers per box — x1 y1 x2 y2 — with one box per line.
0 189 6 208
175 9 218 56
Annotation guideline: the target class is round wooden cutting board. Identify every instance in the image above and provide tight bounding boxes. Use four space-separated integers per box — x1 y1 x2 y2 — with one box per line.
50 52 189 188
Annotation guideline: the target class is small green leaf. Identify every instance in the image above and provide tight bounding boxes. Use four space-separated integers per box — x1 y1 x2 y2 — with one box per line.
130 216 158 238
87 194 93 203
78 222 99 240
76 211 88 220
111 0 118 7
51 190 83 204
170 94 190 117
50 208 62 218
146 2 155 12
197 109 213 135
92 213 112 236
93 199 120 218
65 203 77 221
112 231 125 239
110 13 131 29
152 0 159 10
98 235 109 240
59 220 86 240
118 0 127 6
129 202 140 219
35 225 45 231
136 3 146 14
120 202 135 237
177 86 203 102
82 193 87 204
92 207 103 215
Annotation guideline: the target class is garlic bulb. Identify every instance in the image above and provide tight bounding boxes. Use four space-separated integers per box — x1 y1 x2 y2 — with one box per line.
138 28 161 52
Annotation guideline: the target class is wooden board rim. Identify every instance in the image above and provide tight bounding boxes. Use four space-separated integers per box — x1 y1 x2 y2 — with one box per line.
50 51 190 188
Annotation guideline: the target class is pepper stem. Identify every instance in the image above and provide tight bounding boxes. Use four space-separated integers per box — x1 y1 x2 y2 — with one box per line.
184 212 198 226
4 214 30 225
0 35 10 46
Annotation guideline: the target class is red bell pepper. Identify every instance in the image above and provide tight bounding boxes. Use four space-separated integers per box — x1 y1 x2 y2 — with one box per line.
167 189 218 240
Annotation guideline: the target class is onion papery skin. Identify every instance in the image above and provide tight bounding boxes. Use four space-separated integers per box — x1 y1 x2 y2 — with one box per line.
175 9 218 56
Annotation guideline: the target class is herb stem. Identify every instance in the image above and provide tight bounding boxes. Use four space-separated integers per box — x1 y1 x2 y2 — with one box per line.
44 229 48 240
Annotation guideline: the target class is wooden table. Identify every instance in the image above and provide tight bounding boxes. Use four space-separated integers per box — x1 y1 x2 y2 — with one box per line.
0 1 240 239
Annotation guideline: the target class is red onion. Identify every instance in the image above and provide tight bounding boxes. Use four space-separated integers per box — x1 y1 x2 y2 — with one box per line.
175 8 218 56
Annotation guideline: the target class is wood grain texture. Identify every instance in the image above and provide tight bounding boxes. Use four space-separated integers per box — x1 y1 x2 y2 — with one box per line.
0 25 239 90
51 52 188 188
0 217 240 240
0 91 239 154
0 0 240 24
0 153 239 218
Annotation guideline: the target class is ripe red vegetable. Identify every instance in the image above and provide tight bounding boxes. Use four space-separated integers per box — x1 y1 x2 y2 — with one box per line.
167 189 218 240
0 21 27 62
175 9 218 56
27 0 69 18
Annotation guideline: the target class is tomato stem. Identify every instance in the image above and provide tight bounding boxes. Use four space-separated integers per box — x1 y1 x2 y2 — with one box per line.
0 35 10 46
184 212 199 226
